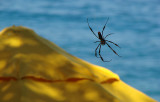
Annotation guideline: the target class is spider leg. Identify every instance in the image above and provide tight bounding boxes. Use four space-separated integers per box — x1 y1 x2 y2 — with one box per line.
94 41 100 43
87 18 99 38
95 44 100 58
102 17 109 36
98 45 112 62
106 40 121 48
104 33 114 39
106 42 121 57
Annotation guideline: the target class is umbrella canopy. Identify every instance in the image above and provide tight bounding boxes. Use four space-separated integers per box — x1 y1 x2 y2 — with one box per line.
0 26 156 102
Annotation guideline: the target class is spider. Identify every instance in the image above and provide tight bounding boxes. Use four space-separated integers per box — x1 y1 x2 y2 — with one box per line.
87 18 121 62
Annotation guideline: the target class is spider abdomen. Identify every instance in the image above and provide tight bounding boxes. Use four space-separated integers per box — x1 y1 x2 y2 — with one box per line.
98 32 103 39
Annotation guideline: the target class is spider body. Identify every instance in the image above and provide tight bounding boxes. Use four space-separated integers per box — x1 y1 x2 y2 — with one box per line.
98 32 105 45
87 18 121 62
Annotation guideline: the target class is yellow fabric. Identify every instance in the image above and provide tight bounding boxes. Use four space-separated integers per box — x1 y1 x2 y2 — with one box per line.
0 26 157 102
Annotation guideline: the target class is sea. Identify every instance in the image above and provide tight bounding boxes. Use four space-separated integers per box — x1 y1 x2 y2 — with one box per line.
0 0 160 101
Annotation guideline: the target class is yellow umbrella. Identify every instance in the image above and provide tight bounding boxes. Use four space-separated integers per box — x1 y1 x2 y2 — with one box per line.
0 26 157 102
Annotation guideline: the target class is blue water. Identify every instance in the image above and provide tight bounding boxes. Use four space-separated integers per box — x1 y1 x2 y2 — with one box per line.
0 0 160 101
